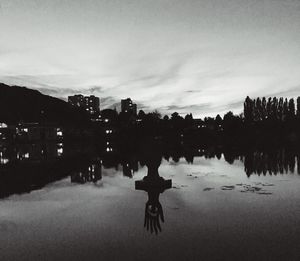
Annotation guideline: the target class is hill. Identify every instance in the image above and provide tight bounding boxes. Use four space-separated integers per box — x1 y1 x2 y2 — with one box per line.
0 83 89 125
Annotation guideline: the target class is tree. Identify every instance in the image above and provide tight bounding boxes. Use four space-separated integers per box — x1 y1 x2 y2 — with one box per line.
138 110 146 119
255 97 262 121
261 97 267 120
278 97 284 121
288 98 295 120
215 114 222 126
297 97 300 119
283 98 289 121
244 96 253 122
171 112 182 120
184 113 193 121
271 97 278 120
152 110 162 119
163 115 169 121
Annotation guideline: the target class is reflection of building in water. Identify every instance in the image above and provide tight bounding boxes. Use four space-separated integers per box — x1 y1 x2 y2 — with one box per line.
0 143 64 165
0 123 16 144
0 146 10 165
71 158 102 184
14 123 63 143
122 158 138 178
0 122 63 144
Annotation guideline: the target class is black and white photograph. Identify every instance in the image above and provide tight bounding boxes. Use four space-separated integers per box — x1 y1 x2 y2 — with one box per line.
0 0 300 260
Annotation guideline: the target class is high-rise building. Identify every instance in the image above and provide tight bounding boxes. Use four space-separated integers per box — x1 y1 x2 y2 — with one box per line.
68 94 84 107
121 98 137 115
68 95 100 115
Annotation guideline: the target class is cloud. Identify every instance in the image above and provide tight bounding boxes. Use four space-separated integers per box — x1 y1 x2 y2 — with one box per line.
1 0 300 118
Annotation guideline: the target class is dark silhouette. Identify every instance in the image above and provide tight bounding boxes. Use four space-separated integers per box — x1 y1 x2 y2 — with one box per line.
0 83 90 126
71 157 102 184
1 82 300 200
135 139 172 234
1 138 300 199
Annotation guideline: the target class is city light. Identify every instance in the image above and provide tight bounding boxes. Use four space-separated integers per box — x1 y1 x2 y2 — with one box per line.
57 128 63 137
0 123 8 128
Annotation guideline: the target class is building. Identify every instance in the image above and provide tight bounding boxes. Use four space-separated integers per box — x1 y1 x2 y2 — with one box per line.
15 123 63 143
68 94 84 107
0 123 15 144
68 94 100 115
121 98 137 115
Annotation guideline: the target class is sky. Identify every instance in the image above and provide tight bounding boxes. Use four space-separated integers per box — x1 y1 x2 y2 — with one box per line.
0 0 300 117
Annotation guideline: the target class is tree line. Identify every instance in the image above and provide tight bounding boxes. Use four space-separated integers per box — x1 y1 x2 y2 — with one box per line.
244 96 300 122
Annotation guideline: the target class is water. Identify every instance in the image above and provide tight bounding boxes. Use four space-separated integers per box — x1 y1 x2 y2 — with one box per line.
0 149 300 260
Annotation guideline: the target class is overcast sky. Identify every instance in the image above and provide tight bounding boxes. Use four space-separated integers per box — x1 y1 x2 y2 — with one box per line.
0 0 300 117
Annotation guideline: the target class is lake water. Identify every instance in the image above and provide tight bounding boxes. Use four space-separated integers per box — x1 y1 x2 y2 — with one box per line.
0 152 300 260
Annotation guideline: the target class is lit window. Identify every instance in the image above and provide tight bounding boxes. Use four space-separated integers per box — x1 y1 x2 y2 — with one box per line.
0 158 9 165
57 129 63 137
57 148 63 156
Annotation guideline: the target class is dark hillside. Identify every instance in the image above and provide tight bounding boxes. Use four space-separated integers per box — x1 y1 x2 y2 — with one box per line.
0 83 89 125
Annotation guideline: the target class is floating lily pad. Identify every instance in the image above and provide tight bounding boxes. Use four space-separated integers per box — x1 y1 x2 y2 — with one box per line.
203 187 214 191
257 191 273 195
221 185 235 190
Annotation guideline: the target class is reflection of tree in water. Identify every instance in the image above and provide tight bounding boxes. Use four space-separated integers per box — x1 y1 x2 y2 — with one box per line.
242 149 299 177
165 145 300 177
2 140 300 200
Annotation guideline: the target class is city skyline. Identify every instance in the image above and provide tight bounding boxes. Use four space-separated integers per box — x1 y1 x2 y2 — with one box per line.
0 0 300 117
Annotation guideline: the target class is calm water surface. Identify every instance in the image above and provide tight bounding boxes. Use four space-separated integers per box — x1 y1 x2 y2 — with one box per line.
0 156 300 261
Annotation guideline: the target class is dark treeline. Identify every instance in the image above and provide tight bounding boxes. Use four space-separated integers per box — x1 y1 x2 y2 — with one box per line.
98 96 300 149
1 83 300 148
244 96 300 122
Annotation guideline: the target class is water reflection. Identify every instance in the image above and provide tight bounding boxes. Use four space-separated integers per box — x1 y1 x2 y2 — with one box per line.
71 157 102 184
0 142 300 199
135 141 172 234
242 149 299 176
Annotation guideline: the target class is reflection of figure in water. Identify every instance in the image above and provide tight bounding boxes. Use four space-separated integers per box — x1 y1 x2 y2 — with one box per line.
135 139 171 234
144 186 165 234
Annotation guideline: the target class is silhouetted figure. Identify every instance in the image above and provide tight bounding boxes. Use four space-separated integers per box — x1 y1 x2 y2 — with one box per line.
135 138 172 234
